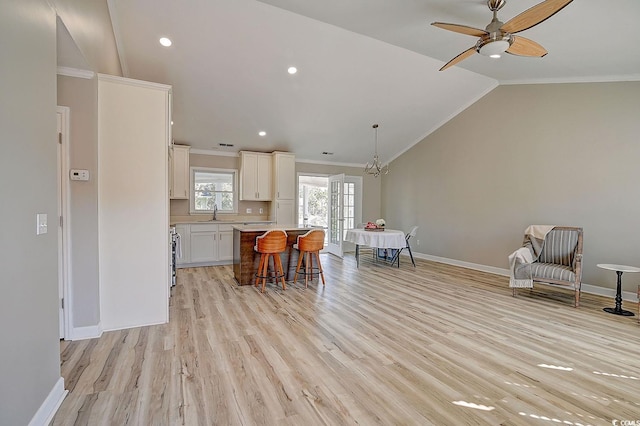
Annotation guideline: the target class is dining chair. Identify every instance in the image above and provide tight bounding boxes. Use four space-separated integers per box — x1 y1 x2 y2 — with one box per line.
393 226 418 267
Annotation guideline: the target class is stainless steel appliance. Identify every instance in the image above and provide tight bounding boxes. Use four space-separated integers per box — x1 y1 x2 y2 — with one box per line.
169 226 179 287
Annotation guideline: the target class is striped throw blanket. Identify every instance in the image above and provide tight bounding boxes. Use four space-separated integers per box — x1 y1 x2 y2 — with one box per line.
509 225 555 288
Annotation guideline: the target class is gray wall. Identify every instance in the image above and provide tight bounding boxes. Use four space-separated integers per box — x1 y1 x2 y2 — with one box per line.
57 74 101 328
382 82 640 293
0 1 62 424
53 0 122 75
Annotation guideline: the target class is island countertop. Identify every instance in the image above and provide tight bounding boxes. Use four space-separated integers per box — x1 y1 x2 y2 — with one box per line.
232 224 312 232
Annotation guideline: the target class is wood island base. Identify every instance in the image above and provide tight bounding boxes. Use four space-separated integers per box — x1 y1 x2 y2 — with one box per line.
233 226 311 286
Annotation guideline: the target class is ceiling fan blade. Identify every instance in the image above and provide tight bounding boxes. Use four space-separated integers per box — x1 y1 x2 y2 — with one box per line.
506 36 548 57
431 22 488 37
439 47 477 71
501 0 573 34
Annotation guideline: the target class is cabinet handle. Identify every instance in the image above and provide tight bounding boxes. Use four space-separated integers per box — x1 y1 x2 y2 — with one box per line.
277 191 279 198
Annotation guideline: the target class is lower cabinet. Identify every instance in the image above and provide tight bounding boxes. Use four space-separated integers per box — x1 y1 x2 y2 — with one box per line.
218 226 234 261
190 224 218 263
175 223 235 267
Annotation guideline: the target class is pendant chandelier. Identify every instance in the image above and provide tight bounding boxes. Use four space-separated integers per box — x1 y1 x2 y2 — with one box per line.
364 124 389 177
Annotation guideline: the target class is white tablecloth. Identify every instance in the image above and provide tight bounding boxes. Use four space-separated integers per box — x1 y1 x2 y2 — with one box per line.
344 229 406 249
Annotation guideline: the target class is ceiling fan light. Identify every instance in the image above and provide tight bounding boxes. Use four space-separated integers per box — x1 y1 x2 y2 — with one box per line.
478 39 510 57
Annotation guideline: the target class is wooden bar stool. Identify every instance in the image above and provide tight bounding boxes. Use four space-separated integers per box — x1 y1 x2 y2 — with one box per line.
254 230 288 293
293 229 326 287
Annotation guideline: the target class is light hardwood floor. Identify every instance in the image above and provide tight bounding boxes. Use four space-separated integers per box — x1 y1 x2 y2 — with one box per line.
53 256 640 425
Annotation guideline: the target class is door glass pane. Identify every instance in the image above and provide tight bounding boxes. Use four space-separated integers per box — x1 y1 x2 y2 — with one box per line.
330 180 341 245
343 182 355 239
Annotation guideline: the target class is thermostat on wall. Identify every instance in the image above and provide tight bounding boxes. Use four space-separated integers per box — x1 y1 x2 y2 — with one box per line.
70 169 90 181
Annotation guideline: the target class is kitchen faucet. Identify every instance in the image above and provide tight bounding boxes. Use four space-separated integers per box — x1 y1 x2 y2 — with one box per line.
213 204 218 221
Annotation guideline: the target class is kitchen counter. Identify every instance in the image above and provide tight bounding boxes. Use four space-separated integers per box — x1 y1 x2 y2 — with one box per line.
170 215 273 226
232 224 308 232
232 225 314 286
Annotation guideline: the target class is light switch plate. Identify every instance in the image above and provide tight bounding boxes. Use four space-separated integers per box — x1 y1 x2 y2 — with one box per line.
70 169 90 181
246 208 252 214
36 213 48 235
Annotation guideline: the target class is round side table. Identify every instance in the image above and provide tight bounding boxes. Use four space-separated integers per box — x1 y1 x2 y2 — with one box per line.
597 263 640 316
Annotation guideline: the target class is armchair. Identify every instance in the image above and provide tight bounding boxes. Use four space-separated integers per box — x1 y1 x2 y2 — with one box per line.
511 226 584 307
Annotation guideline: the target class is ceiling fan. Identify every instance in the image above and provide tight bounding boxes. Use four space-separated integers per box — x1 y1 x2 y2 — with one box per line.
431 0 573 71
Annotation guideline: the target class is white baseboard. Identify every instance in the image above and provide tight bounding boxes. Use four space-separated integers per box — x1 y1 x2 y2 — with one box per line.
29 377 68 426
412 252 511 278
69 323 103 341
102 318 168 333
409 251 639 303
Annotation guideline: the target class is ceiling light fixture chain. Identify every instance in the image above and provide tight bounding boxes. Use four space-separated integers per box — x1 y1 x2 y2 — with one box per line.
364 123 389 178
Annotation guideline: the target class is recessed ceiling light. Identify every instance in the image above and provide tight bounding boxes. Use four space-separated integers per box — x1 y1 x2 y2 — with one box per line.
159 37 172 47
258 131 266 137
287 66 297 75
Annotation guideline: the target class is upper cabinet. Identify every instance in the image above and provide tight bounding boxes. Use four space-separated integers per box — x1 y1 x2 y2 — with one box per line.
270 152 296 225
239 151 272 201
170 144 190 199
272 152 296 200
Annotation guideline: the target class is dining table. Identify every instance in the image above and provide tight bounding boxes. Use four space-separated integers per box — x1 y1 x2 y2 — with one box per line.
344 228 406 268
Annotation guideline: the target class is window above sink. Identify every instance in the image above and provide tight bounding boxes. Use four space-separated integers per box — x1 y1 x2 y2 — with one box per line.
190 167 238 214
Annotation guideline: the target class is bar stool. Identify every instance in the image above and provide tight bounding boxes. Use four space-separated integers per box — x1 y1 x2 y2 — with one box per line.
254 230 288 293
293 229 326 287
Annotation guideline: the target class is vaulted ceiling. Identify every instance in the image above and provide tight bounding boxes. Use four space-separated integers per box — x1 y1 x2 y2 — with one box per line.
60 0 640 165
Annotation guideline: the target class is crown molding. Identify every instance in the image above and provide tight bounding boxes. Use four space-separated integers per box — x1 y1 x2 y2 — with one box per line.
295 157 366 168
500 74 640 85
190 148 239 157
97 73 171 91
56 66 95 79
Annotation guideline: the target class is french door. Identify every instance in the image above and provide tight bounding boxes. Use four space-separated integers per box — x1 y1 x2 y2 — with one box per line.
326 174 345 257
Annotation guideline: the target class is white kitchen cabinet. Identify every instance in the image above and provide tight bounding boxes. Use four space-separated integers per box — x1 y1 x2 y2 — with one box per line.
272 152 296 200
189 223 218 263
239 151 272 200
175 223 238 266
217 224 234 261
271 152 296 225
272 199 295 225
170 144 190 199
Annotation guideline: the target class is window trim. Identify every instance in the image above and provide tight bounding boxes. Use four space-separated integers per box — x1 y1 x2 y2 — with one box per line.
189 167 238 214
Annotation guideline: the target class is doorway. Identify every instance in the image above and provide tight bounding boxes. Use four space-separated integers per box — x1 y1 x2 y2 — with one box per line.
297 173 362 258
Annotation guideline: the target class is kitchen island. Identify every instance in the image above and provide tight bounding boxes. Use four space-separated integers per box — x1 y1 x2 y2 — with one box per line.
233 225 313 286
